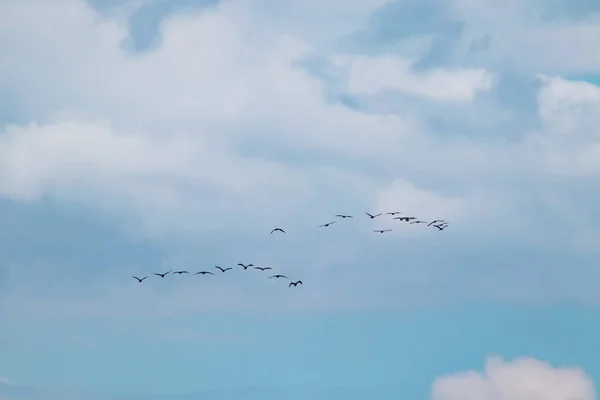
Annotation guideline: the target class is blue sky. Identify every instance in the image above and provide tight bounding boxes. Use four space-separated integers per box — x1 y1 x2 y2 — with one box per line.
1 0 600 399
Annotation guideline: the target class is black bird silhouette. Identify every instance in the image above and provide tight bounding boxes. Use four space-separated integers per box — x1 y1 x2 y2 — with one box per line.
215 266 232 272
289 280 303 287
153 271 171 278
270 228 285 234
173 270 188 275
335 214 353 219
269 274 288 279
132 276 147 283
319 221 336 227
254 266 272 271
386 212 402 216
238 263 253 270
432 224 446 231
373 229 392 234
319 221 335 228
427 220 445 226
410 220 427 224
394 216 416 222
194 271 214 275
365 212 382 219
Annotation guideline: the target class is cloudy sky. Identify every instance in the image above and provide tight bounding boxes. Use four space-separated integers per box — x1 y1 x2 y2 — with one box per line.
1 0 600 399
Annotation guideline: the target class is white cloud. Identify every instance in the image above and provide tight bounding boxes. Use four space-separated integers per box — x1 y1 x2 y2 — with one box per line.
1 0 600 314
0 0 599 247
343 55 493 101
441 0 600 73
431 356 597 400
0 0 485 240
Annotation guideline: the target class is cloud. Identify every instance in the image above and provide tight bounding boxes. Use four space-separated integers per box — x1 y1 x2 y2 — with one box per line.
1 0 600 318
431 356 597 400
341 54 493 100
0 0 496 241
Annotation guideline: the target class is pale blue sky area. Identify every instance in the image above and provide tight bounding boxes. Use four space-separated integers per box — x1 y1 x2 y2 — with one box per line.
1 0 600 399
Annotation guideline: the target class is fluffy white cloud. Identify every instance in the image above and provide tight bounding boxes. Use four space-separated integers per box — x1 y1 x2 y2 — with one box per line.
0 0 599 246
0 0 501 239
1 0 600 315
432 356 597 400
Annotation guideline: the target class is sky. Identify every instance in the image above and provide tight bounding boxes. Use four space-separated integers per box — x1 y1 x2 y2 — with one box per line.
1 0 600 399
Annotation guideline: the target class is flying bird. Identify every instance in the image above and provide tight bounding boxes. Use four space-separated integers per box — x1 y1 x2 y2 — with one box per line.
319 221 336 227
173 270 189 275
365 212 382 219
269 274 288 279
410 220 427 224
238 263 253 270
194 271 214 275
153 271 171 278
132 276 147 283
215 266 232 272
289 280 303 287
427 220 445 226
386 212 402 216
254 266 272 271
432 224 446 231
394 216 416 222
373 229 392 234
270 228 285 234
335 214 353 219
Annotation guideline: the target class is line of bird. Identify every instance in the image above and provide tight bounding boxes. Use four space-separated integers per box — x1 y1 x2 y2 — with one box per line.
133 263 302 287
132 211 448 287
269 211 449 235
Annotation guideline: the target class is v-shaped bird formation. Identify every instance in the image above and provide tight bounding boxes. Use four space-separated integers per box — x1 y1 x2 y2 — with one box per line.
132 211 449 287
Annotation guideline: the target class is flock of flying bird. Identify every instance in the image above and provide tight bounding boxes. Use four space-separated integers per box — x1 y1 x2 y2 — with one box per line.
132 211 449 287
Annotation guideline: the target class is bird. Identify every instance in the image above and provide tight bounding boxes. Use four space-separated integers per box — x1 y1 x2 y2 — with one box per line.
194 271 214 275
173 270 188 275
153 271 171 278
386 212 402 216
132 276 147 283
427 220 445 226
269 274 288 279
365 212 382 219
238 263 253 270
270 228 285 234
335 214 353 219
289 280 303 287
410 220 427 224
432 224 446 231
319 221 336 227
394 216 416 222
373 229 392 234
254 266 272 271
215 266 232 273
